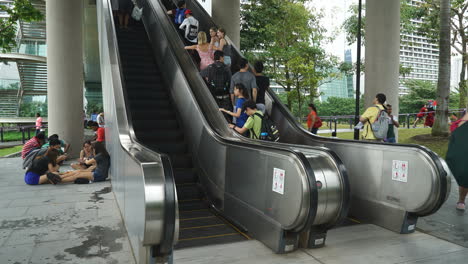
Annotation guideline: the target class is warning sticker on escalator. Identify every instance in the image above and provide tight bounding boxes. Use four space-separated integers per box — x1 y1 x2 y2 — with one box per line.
273 168 285 194
392 160 408 183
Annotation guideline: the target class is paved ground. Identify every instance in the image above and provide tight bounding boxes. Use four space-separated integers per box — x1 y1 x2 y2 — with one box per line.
417 177 468 248
0 157 135 264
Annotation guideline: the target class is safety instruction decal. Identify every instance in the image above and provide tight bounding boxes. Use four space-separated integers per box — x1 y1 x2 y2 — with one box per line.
392 160 408 183
272 168 285 194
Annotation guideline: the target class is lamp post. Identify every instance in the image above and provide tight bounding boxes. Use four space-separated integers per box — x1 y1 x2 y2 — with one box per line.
353 0 363 140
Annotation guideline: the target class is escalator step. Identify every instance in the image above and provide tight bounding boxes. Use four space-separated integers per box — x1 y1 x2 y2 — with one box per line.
175 233 246 250
146 142 187 154
178 224 239 240
177 199 207 211
170 154 192 168
173 169 197 184
176 184 203 200
178 208 212 219
129 99 171 108
134 130 184 141
132 120 178 130
131 109 176 120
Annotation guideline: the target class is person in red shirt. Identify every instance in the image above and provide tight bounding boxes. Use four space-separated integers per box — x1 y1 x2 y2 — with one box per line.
21 132 46 159
306 103 322 134
89 121 105 142
413 104 428 128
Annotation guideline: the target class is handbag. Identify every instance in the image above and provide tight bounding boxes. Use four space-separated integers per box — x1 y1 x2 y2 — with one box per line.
131 5 143 21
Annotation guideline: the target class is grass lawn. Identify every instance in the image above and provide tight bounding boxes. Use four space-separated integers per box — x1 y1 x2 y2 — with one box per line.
320 128 449 158
0 146 23 157
1 131 24 142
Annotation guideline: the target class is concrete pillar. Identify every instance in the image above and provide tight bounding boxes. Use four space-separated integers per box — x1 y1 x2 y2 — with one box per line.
211 0 240 48
364 0 400 117
47 0 84 157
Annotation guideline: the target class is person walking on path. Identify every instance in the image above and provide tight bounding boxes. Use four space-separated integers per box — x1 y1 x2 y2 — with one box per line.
35 112 42 136
384 104 400 143
446 112 468 211
359 93 387 141
413 104 427 128
307 104 322 135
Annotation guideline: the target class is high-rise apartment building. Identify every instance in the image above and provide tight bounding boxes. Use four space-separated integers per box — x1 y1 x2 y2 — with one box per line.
399 0 439 95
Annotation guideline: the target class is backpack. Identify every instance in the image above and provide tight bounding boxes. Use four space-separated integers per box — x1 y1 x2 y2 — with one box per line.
23 148 47 169
208 63 229 96
187 24 198 41
371 106 390 139
174 8 186 25
252 113 280 142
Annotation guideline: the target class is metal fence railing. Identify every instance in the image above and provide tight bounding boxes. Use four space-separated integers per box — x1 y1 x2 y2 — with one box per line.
309 108 467 135
0 125 48 144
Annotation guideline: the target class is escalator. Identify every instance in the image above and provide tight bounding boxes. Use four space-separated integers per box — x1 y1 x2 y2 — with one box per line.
98 0 352 263
117 23 248 249
179 0 452 234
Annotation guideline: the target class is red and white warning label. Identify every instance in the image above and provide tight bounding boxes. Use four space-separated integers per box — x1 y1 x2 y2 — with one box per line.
272 168 285 194
392 160 409 183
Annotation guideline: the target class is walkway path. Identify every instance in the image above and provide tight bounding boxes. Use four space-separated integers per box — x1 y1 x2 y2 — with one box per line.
0 157 135 264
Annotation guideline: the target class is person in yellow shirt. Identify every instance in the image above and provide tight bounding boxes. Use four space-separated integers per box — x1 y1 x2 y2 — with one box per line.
359 93 387 141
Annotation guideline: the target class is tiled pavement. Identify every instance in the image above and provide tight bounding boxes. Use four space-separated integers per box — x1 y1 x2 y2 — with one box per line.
0 157 135 264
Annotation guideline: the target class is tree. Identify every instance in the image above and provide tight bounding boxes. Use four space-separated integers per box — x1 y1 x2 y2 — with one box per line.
241 0 340 110
399 80 437 114
431 0 451 136
0 0 43 53
410 0 468 111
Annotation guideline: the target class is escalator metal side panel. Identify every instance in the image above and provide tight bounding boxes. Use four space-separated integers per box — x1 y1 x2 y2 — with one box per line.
184 0 450 233
137 0 350 253
97 0 178 262
167 0 349 237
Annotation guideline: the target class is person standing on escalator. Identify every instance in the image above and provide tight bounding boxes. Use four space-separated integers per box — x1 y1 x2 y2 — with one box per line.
179 9 199 46
201 50 232 122
167 1 186 26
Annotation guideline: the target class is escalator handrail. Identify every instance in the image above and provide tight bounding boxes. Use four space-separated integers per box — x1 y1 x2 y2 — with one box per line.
181 0 448 217
142 0 330 234
100 0 176 255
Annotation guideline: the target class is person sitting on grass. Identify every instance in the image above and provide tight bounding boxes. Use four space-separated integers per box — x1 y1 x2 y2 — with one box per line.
71 141 95 170
24 148 62 185
49 142 110 184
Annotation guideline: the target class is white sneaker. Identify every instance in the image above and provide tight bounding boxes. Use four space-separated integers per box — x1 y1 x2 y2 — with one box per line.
456 202 465 211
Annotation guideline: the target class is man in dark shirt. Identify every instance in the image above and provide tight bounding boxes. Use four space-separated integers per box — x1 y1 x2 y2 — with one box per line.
201 50 232 122
253 60 270 113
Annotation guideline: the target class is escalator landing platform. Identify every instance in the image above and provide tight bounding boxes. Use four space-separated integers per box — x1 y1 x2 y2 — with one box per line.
174 224 468 264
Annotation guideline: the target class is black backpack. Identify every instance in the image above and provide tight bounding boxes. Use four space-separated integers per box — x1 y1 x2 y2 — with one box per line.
208 63 229 96
252 113 280 142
